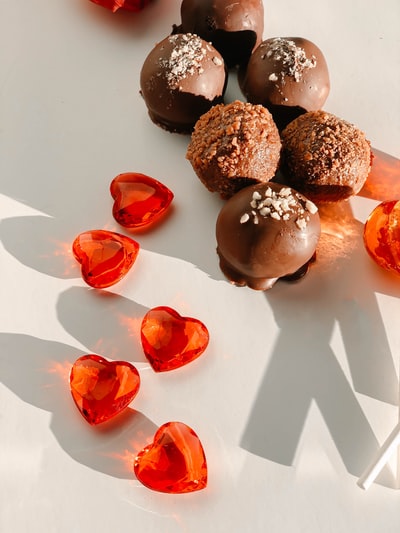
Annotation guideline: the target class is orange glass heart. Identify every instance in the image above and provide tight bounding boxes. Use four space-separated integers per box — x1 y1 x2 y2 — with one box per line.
72 229 139 288
140 306 209 372
110 172 174 229
364 200 400 275
134 421 208 493
89 0 151 13
70 354 140 425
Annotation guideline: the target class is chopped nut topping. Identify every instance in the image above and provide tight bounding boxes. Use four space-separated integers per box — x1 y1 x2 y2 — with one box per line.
263 37 317 83
240 186 318 228
162 34 207 88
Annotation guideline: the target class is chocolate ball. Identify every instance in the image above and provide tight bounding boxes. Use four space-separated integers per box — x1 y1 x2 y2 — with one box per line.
240 37 330 130
140 33 227 133
176 0 264 68
216 182 321 290
186 100 281 199
281 110 372 202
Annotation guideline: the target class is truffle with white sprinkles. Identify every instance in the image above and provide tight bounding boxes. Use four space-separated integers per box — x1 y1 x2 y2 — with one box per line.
216 182 321 290
239 37 330 130
140 33 227 133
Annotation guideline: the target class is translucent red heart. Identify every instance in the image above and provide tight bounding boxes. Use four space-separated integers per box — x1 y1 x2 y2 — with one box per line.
70 354 140 425
364 200 400 275
72 229 139 288
89 0 151 13
140 306 210 372
134 421 208 493
110 172 174 229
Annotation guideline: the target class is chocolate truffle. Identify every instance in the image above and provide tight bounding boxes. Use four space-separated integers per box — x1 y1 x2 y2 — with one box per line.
186 100 281 198
240 37 330 130
140 33 227 133
216 182 321 290
175 0 264 68
281 110 372 202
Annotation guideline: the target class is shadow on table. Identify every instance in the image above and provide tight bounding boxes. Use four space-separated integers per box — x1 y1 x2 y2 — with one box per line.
241 199 400 488
0 288 156 479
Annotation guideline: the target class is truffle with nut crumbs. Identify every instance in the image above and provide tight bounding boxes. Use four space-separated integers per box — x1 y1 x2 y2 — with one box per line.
186 100 281 198
280 110 371 202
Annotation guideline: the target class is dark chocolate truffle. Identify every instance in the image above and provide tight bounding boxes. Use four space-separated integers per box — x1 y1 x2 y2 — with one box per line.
240 37 330 130
281 110 372 202
216 182 321 290
176 0 264 68
186 100 281 199
140 33 227 133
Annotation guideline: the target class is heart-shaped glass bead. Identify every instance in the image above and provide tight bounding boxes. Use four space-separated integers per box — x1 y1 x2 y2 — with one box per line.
364 200 400 275
134 421 207 493
89 0 151 13
70 354 140 425
110 172 174 229
140 306 209 372
72 229 139 288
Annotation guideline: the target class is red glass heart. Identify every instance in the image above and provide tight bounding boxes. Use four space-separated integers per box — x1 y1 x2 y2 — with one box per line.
72 229 139 288
140 306 209 372
110 173 174 229
89 0 151 13
364 200 400 275
134 421 207 493
70 354 140 425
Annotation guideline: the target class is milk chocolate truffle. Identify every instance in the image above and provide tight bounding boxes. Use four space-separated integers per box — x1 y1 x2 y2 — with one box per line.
281 110 372 202
240 37 330 130
186 100 281 198
140 33 227 133
175 0 264 68
216 182 321 290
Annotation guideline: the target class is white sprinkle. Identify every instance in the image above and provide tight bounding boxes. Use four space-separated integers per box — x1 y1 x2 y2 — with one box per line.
296 218 307 230
306 200 318 214
268 73 278 81
212 56 223 66
271 212 281 220
271 199 282 211
252 191 262 200
240 213 250 224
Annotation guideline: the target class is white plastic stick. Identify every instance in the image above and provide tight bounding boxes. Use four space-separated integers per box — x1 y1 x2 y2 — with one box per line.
358 421 400 490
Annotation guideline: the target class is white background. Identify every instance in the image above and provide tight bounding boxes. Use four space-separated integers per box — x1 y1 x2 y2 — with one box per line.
1 0 400 531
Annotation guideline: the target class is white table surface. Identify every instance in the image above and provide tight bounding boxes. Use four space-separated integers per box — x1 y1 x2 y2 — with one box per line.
1 1 400 531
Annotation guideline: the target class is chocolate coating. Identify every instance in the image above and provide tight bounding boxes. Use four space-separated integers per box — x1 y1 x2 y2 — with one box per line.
186 100 281 199
281 110 372 202
216 182 321 290
140 33 227 133
240 37 330 130
176 0 264 68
